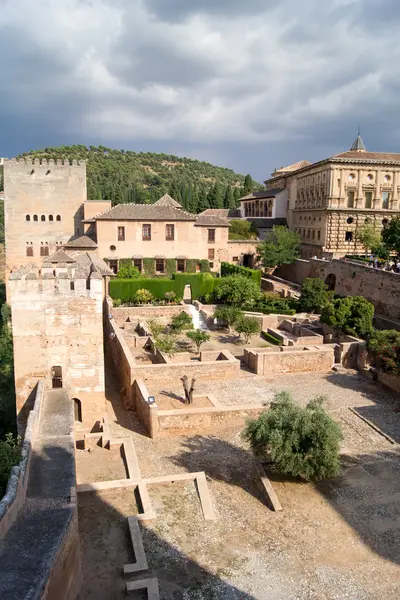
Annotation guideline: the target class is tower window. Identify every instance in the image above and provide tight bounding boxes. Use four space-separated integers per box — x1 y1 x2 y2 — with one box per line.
49 215 54 221
26 247 33 257
33 214 38 222
40 246 49 256
117 226 125 241
345 231 353 242
41 215 46 221
56 215 61 222
26 215 30 221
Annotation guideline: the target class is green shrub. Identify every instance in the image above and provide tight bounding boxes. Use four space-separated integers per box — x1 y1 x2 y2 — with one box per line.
186 259 197 273
262 331 281 345
368 329 400 374
320 296 374 339
166 259 176 278
299 278 332 313
143 258 156 277
186 329 211 353
171 311 193 332
164 291 177 303
146 319 165 339
243 392 343 481
134 289 154 304
234 316 261 343
221 262 261 285
155 333 178 357
212 275 261 306
0 434 21 497
228 220 257 240
213 305 241 331
199 259 210 273
113 298 122 307
116 264 141 279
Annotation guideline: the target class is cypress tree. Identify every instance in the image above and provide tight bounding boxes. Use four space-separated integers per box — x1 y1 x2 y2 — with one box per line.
243 174 253 195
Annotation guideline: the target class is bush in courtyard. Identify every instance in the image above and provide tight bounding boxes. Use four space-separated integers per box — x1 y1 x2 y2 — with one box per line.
320 296 374 339
170 311 193 333
299 278 332 313
243 391 343 481
155 333 178 357
234 316 261 343
0 434 21 497
164 291 177 303
146 318 165 340
367 329 400 374
213 305 242 331
221 262 261 285
116 265 141 279
213 275 261 307
186 329 211 353
134 288 154 304
228 220 257 240
113 298 122 307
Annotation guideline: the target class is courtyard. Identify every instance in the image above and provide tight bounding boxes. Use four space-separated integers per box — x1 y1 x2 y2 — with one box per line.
76 370 400 600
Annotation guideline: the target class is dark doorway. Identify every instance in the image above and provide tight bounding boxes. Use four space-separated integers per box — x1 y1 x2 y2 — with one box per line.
73 398 82 422
325 273 336 291
243 254 254 268
51 366 63 388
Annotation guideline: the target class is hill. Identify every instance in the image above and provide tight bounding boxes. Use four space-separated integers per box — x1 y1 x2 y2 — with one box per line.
16 145 263 213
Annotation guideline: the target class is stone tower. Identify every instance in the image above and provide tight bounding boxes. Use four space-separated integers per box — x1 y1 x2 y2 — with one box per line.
3 158 86 277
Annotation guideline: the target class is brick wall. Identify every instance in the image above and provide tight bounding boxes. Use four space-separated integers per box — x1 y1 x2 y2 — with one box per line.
111 304 189 327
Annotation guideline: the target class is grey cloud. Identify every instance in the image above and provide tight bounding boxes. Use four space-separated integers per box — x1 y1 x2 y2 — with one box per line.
144 0 274 21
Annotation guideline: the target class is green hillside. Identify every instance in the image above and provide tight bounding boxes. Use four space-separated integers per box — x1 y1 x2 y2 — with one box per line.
16 145 262 213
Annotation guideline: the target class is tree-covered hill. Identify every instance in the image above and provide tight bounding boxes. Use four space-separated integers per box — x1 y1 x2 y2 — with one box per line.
16 145 262 212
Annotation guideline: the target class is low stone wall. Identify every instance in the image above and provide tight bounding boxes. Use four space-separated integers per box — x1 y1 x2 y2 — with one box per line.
107 318 133 408
132 379 159 437
111 304 189 327
377 371 400 393
0 380 44 539
244 345 336 375
130 350 240 385
157 405 265 435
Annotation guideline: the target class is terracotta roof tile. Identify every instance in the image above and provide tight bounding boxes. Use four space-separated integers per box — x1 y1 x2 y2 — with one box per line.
95 203 197 221
64 235 98 248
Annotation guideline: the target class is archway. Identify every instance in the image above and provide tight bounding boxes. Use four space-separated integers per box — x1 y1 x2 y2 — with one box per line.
51 366 63 388
325 273 336 292
73 398 82 423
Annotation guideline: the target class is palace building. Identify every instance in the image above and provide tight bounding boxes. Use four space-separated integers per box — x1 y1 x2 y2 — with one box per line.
263 135 400 258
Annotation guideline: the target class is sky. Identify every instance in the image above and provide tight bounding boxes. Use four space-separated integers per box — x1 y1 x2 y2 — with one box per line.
1 0 400 182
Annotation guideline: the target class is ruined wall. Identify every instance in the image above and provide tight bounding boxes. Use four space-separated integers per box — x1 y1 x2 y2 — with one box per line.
244 346 336 375
4 158 86 274
9 270 105 423
111 304 190 327
278 258 400 320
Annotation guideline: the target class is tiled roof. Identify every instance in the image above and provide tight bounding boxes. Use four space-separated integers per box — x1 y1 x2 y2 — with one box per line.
332 150 400 162
274 160 311 174
195 214 230 227
64 235 98 248
154 194 182 208
200 208 240 218
240 189 283 201
95 203 197 221
73 252 114 276
46 249 76 263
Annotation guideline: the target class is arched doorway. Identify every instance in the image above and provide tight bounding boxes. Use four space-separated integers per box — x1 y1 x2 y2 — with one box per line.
325 273 336 292
51 366 63 388
73 398 82 423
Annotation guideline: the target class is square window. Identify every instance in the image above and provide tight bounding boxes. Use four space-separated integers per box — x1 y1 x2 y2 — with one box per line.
345 231 353 242
118 226 125 241
365 191 373 209
133 259 142 272
155 258 165 273
232 256 239 262
40 246 49 256
166 224 175 241
177 259 185 272
209 262 214 269
208 248 215 260
142 224 151 240
317 230 321 241
347 190 355 208
109 259 118 274
26 247 33 257
382 191 390 209
208 229 215 243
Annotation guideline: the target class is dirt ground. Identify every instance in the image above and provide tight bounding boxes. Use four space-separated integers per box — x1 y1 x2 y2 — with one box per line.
155 394 213 410
76 370 400 599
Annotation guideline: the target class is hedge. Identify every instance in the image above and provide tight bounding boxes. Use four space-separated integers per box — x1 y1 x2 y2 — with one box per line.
241 305 297 315
221 262 261 285
110 273 215 303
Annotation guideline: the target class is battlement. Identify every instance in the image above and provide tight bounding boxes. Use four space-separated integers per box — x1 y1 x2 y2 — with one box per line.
5 157 86 168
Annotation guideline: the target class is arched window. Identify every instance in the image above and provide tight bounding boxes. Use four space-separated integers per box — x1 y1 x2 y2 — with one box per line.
73 398 82 422
41 215 46 221
56 215 61 222
33 214 38 222
49 215 54 222
26 215 30 221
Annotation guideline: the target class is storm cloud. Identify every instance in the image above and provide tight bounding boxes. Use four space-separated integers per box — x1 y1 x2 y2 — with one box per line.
0 0 399 180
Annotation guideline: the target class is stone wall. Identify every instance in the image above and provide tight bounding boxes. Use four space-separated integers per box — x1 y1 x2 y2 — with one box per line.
0 381 44 539
111 304 190 327
9 271 106 423
244 345 336 375
278 258 400 320
132 379 158 437
107 317 133 408
157 405 265 435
